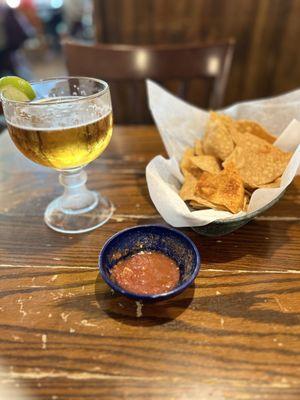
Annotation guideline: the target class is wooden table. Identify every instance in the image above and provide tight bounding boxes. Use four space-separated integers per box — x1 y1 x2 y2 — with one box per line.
0 126 299 400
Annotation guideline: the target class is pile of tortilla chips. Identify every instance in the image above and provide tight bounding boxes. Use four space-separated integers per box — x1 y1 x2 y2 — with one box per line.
179 112 292 214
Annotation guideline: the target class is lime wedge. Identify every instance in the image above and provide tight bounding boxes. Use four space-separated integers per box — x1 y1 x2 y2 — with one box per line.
0 76 36 101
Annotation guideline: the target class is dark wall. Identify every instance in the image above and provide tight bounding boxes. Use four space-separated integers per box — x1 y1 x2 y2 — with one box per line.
93 0 300 105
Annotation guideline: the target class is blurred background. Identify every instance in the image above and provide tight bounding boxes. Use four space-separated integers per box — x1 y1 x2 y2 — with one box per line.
0 0 92 79
0 0 299 107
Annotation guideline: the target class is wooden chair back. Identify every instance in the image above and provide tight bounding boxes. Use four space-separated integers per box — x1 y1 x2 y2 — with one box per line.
63 40 235 124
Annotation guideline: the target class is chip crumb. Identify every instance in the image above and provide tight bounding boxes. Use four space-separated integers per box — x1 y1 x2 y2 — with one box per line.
136 301 143 318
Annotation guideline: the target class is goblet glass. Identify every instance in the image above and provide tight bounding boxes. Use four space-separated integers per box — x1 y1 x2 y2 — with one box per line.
1 77 114 234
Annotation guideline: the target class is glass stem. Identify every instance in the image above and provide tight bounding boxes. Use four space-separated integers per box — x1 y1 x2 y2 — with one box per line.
59 167 98 215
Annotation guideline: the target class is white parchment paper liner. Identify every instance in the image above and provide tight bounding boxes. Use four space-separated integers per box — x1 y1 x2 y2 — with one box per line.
146 80 300 227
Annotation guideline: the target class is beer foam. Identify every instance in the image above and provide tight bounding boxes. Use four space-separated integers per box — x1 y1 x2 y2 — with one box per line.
5 95 112 131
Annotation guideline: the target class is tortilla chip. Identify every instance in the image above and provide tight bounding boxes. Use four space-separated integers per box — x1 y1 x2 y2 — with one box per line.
190 155 221 174
189 199 228 211
180 148 194 165
194 139 204 155
180 148 202 178
231 129 266 149
236 120 276 144
179 174 228 210
179 174 198 201
223 145 291 188
195 164 244 213
180 113 289 213
259 177 281 188
203 112 235 160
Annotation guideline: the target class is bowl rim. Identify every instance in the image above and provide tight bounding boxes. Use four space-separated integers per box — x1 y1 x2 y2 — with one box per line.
98 224 201 301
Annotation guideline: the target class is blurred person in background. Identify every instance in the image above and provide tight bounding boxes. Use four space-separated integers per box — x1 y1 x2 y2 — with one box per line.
64 0 84 38
0 0 35 78
42 1 64 52
19 0 43 34
64 0 93 40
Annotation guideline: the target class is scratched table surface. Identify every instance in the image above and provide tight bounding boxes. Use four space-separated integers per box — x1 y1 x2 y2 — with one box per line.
0 126 299 400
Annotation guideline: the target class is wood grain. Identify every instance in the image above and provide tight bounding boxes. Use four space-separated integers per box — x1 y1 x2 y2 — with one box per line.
0 126 299 400
0 267 300 399
93 0 300 106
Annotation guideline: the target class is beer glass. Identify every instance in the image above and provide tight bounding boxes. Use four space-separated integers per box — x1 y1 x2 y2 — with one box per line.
1 77 114 234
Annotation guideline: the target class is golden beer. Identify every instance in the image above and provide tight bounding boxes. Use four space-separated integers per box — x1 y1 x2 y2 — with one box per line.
2 77 114 233
7 112 113 169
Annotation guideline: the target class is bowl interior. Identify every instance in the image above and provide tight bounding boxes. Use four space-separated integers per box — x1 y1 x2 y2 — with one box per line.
99 225 200 298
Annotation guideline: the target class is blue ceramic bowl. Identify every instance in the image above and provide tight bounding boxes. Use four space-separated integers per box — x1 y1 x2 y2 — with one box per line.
99 224 201 301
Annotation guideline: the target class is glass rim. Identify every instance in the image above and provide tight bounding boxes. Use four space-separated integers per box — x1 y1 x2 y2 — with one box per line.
0 76 109 106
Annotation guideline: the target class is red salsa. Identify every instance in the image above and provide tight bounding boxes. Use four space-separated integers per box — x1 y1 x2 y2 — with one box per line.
111 251 180 295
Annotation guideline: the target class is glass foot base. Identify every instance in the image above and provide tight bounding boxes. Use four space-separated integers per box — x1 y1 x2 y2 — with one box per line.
44 192 114 234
